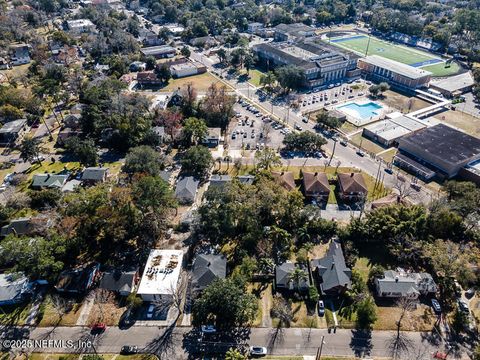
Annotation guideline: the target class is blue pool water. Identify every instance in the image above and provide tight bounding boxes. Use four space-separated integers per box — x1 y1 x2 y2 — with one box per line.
337 102 383 120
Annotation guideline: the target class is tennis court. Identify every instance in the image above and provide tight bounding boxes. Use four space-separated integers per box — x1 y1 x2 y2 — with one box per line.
327 34 460 76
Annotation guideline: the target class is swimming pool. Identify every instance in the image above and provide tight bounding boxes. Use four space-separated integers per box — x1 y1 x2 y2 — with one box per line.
337 102 383 120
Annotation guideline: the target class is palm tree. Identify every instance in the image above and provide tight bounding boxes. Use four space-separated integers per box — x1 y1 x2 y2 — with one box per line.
288 268 308 291
297 225 311 244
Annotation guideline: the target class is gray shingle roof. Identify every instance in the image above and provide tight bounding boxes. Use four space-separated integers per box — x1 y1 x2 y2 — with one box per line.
175 176 199 202
99 271 136 294
209 175 232 188
376 270 436 296
311 240 351 294
81 167 108 182
192 254 227 291
32 174 68 189
0 273 29 304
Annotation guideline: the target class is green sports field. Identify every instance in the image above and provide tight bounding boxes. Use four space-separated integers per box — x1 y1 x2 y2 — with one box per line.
327 34 460 77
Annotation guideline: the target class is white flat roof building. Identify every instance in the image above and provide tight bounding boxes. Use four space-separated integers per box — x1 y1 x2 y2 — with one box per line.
360 55 432 80
137 249 183 302
67 19 96 34
363 115 427 146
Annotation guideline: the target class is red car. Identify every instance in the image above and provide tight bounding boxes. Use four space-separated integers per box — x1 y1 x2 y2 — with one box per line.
433 351 447 360
91 323 106 334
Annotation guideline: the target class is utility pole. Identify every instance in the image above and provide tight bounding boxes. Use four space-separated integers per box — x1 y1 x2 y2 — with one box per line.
328 138 336 166
316 335 325 360
365 35 371 57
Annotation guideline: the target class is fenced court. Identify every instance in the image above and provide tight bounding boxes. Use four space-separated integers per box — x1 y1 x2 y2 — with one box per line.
326 34 461 77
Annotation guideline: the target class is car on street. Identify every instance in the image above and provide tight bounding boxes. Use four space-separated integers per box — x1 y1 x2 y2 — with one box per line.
302 117 308 123
201 325 217 334
340 140 348 146
249 346 267 356
318 300 325 316
121 345 138 354
356 150 365 157
91 323 106 334
294 124 303 131
431 299 441 313
384 168 393 174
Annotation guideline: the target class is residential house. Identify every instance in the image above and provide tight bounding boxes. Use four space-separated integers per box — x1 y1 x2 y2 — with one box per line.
302 172 330 201
81 167 109 185
237 175 255 185
0 119 28 146
129 61 147 72
371 194 410 210
310 240 352 295
175 176 200 204
337 173 368 202
272 171 296 191
1 217 52 238
192 254 227 292
99 270 138 296
137 249 183 303
66 19 96 35
31 174 69 190
10 44 31 66
247 22 264 34
170 61 206 78
153 126 166 143
201 128 222 148
137 71 162 86
159 170 173 184
0 273 32 306
55 264 100 294
275 262 310 291
209 175 232 189
63 114 81 129
167 90 183 107
189 36 217 48
56 128 83 147
375 269 437 299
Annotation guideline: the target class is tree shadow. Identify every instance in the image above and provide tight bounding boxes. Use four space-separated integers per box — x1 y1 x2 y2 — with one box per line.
349 328 372 358
143 321 178 359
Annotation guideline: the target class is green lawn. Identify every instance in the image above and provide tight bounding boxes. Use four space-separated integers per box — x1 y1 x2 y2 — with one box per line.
248 68 265 87
327 35 460 77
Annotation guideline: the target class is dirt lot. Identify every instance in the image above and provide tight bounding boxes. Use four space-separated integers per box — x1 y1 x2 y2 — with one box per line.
437 109 480 137
87 300 127 326
381 90 431 113
159 72 229 92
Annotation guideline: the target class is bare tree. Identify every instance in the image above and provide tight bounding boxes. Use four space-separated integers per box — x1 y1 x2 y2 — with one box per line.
94 289 113 324
393 178 417 200
386 297 416 360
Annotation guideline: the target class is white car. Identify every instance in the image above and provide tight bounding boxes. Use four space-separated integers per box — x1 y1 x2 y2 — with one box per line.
201 325 216 334
249 346 267 356
146 304 155 319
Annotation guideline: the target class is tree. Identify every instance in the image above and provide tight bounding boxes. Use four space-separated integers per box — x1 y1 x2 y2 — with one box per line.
132 176 177 217
64 137 98 167
275 65 305 92
387 297 415 360
200 83 235 130
217 48 227 64
356 295 377 329
182 117 208 146
259 71 277 92
225 348 246 360
19 136 43 164
270 295 293 328
283 132 327 153
180 46 191 58
192 278 258 329
244 53 256 75
180 145 213 180
255 147 281 170
288 267 308 291
155 64 171 83
29 189 61 210
123 145 165 176
316 111 341 130
156 109 183 141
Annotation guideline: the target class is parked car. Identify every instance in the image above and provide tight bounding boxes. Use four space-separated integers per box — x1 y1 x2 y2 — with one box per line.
91 323 106 334
384 168 393 174
294 124 303 131
458 300 469 313
356 150 365 157
146 304 155 319
302 117 308 123
249 346 267 357
431 299 441 314
318 300 325 317
121 345 138 354
201 325 216 334
340 140 348 147
465 288 475 298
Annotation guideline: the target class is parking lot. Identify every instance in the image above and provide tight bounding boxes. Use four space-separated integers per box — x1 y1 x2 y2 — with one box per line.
226 101 286 150
300 80 369 114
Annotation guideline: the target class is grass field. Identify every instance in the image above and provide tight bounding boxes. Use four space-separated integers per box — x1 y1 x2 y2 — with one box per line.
159 72 228 92
327 34 460 77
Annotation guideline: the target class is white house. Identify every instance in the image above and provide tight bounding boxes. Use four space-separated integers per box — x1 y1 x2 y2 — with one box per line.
66 19 97 35
137 249 184 303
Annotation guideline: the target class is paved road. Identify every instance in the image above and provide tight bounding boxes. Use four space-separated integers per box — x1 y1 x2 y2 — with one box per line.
3 326 458 359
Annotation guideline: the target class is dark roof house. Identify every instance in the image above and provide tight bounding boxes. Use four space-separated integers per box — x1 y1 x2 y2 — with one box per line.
192 254 227 292
1 217 52 237
311 240 351 295
337 173 368 201
272 171 296 191
99 270 138 296
81 167 109 184
275 262 310 291
175 176 199 204
302 172 330 199
209 175 232 189
55 264 100 294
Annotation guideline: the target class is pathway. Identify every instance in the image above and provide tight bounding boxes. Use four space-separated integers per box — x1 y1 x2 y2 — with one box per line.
261 287 272 328
75 291 95 326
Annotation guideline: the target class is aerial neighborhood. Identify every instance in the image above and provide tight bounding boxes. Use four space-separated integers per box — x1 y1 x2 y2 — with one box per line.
0 0 480 358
